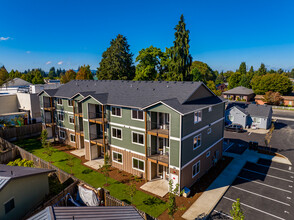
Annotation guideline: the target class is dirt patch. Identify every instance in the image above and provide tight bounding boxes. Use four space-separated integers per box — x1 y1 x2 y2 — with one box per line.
158 156 233 220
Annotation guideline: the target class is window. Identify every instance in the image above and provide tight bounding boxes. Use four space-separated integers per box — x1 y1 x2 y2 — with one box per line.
208 106 212 112
193 134 201 150
112 151 123 164
207 128 211 134
57 112 64 121
60 130 66 139
112 127 122 139
57 98 62 105
192 161 200 177
227 115 234 122
206 151 210 158
132 158 144 171
194 110 202 124
70 134 75 142
111 107 122 117
252 117 261 124
132 132 144 145
132 109 144 120
4 198 15 214
68 99 73 107
69 115 74 124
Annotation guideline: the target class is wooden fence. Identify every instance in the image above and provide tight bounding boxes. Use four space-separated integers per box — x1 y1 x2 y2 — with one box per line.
0 123 42 141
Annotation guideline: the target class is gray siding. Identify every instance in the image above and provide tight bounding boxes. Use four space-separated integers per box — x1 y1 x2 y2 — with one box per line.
225 107 247 128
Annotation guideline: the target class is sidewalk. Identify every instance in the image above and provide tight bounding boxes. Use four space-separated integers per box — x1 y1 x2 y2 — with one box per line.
181 149 291 220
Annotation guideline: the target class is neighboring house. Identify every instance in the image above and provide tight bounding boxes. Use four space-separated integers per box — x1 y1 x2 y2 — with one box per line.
44 79 61 84
225 103 272 129
0 78 32 94
223 86 255 101
0 165 53 220
255 95 294 107
216 83 227 92
38 80 225 190
28 206 143 220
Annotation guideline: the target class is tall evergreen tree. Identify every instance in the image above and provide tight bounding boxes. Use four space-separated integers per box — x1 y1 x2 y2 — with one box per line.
239 62 247 75
0 66 9 86
96 34 135 80
167 14 192 81
48 67 56 79
257 63 267 76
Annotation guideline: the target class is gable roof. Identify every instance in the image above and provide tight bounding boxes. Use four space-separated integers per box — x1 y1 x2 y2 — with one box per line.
40 80 224 115
226 102 272 118
223 86 254 95
0 164 54 191
1 78 32 88
28 206 144 220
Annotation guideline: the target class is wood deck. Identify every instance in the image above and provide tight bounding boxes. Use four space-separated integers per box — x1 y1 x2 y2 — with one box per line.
147 128 169 138
88 117 107 124
148 154 169 167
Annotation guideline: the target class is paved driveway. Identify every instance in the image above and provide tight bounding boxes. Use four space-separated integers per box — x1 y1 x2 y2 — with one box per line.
211 159 294 220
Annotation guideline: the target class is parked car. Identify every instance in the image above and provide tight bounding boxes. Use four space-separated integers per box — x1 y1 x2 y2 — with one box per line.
225 124 244 133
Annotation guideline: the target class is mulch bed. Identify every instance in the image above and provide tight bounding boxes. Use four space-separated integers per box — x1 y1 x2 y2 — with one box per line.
158 156 233 220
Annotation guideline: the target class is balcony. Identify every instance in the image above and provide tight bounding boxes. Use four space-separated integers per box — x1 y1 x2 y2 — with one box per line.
44 118 55 127
43 102 55 111
148 152 169 167
89 133 107 146
74 105 83 117
147 121 169 138
88 112 107 124
75 124 84 136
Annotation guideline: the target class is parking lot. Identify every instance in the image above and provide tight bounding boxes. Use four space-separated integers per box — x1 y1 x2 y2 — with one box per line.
211 159 294 220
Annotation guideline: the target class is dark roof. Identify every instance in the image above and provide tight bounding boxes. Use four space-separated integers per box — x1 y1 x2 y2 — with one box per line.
0 164 54 191
28 206 144 220
1 78 32 88
226 102 272 118
223 86 254 95
40 80 223 115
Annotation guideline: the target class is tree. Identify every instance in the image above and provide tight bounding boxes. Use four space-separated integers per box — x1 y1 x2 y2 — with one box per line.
7 158 34 167
125 183 137 204
262 91 283 105
31 69 44 84
76 65 93 80
238 62 246 75
60 69 76 83
206 80 222 96
48 67 56 79
277 68 284 74
44 142 54 163
66 154 75 174
96 34 135 80
239 74 251 88
167 180 180 219
134 46 164 80
166 14 192 81
41 129 48 149
0 66 9 86
9 69 21 79
228 72 242 89
215 72 226 84
189 61 217 83
251 73 292 95
230 198 244 220
257 63 267 76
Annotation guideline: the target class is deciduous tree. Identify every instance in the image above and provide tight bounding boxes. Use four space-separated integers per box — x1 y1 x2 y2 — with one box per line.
262 91 283 105
189 61 217 83
60 69 76 83
230 198 244 220
228 72 242 89
238 62 247 75
76 65 93 80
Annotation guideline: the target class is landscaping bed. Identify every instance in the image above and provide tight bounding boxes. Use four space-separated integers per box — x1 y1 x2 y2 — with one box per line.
14 138 167 218
158 156 233 220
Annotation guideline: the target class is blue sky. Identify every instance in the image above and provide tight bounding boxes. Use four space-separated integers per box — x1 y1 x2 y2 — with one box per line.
1 0 294 72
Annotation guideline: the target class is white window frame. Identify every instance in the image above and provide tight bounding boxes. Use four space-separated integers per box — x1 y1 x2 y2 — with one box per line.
206 151 210 158
59 130 66 140
112 151 123 164
57 98 62 105
111 127 122 140
70 134 76 143
194 110 202 124
68 115 74 124
57 112 64 122
132 157 145 172
131 109 144 121
111 106 122 117
192 161 200 178
132 131 144 146
208 106 212 112
68 99 73 107
207 128 211 134
193 134 201 150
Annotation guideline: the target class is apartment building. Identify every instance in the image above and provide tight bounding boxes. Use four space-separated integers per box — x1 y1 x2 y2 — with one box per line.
39 80 225 189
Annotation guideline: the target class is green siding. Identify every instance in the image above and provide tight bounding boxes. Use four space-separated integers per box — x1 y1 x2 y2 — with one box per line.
170 139 179 167
83 120 89 140
109 107 145 129
181 119 224 166
81 97 100 119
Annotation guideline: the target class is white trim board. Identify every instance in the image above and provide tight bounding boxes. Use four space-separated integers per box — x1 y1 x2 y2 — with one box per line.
109 122 145 132
110 144 146 157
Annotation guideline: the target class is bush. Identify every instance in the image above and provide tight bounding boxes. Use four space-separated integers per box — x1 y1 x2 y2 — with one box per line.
7 158 34 167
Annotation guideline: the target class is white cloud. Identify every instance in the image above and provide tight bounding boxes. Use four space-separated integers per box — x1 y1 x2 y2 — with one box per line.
0 37 11 41
26 51 31 54
57 61 63 65
46 61 52 65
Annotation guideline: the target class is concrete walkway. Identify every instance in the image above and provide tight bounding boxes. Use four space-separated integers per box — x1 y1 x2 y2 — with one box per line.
84 158 104 170
70 149 85 157
181 149 291 220
140 179 169 197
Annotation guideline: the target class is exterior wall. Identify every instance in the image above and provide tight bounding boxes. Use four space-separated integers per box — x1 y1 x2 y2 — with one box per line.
0 94 18 114
57 127 76 148
186 85 213 102
225 107 247 128
224 94 254 101
0 173 49 220
16 93 41 122
180 140 223 189
110 145 146 178
248 116 270 129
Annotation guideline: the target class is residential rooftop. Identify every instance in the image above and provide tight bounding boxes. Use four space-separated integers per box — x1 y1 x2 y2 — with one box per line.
227 102 272 118
223 86 254 95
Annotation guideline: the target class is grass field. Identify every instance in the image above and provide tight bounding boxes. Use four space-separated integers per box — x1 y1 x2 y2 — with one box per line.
14 138 167 217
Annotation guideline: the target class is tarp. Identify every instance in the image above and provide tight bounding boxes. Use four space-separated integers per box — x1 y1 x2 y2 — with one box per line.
78 185 99 206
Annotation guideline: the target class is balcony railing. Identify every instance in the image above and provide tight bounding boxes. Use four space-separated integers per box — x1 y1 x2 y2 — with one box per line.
148 148 169 165
75 124 84 133
147 121 169 137
74 106 83 115
45 118 54 123
88 111 107 123
89 132 107 146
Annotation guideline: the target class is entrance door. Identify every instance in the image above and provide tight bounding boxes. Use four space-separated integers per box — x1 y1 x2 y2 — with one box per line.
158 164 163 179
80 136 84 149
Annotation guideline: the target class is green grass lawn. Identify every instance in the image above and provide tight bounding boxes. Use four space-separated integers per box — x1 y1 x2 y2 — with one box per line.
14 138 167 217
